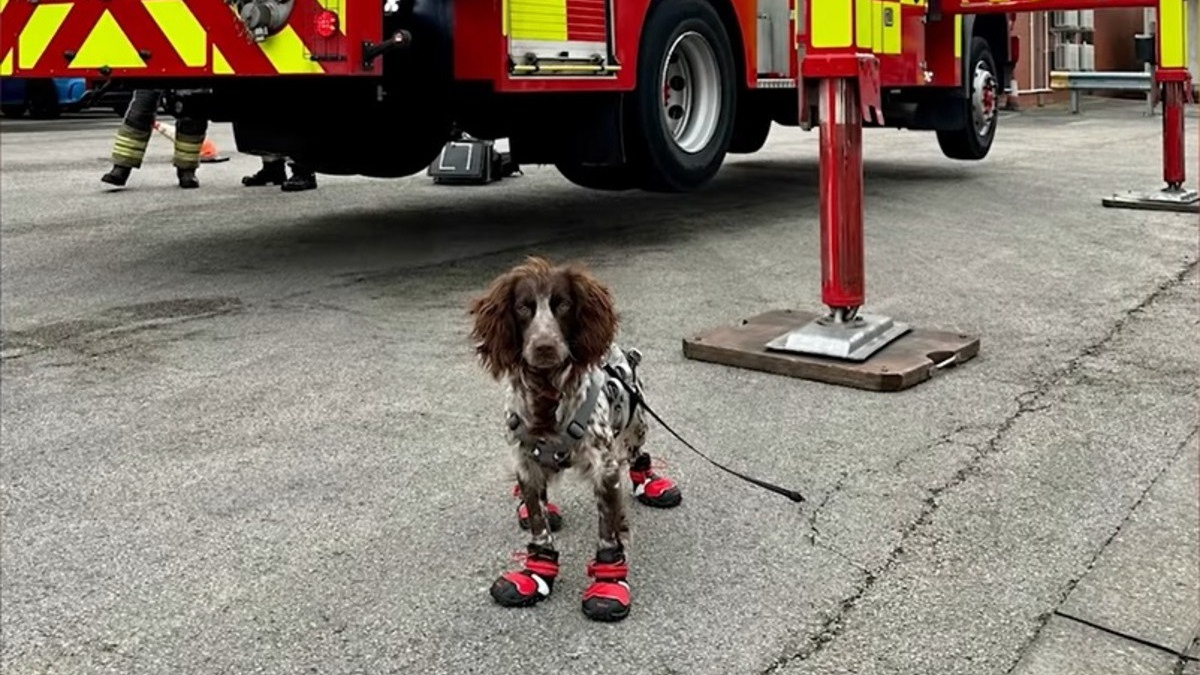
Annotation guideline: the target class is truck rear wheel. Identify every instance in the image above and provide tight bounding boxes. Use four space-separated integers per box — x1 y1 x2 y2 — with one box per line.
26 80 62 120
626 0 737 192
936 36 998 160
728 94 772 154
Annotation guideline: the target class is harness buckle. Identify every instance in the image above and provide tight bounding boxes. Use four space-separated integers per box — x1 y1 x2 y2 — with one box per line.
566 420 586 439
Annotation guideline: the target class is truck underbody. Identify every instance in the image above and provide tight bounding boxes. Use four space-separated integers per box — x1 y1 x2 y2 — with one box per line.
1 0 1013 190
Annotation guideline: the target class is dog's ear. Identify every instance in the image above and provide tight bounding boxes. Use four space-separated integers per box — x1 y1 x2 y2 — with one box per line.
469 271 521 379
563 263 618 369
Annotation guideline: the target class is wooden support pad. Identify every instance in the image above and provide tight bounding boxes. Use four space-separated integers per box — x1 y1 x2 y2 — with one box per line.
682 310 980 392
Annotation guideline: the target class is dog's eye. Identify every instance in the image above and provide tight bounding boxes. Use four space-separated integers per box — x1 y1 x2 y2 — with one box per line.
516 302 534 318
552 297 571 314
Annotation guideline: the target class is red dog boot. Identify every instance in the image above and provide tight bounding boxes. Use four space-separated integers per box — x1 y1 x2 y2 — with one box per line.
582 547 631 622
629 453 682 508
490 544 559 608
513 484 564 532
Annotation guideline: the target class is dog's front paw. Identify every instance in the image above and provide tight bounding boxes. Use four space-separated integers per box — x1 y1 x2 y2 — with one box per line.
581 547 630 622
490 544 559 608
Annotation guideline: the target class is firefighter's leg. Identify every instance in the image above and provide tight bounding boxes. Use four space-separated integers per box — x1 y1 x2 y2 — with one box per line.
243 154 288 187
102 89 162 186
172 114 208 189
282 159 318 192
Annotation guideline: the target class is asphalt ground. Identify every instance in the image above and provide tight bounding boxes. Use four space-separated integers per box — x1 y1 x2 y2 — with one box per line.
1 97 1197 675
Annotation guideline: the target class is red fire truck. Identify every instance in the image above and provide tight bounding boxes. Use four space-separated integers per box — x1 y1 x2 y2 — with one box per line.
0 0 1015 191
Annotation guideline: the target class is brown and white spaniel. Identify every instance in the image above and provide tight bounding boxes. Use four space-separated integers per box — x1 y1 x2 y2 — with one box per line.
468 256 682 622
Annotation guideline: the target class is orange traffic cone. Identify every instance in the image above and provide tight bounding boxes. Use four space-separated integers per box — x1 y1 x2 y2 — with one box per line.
199 136 229 163
152 120 228 163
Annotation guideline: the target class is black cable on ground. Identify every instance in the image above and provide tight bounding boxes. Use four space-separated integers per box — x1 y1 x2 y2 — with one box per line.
1053 611 1199 662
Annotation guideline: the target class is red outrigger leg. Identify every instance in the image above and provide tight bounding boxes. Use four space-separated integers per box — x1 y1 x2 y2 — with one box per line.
1101 69 1198 211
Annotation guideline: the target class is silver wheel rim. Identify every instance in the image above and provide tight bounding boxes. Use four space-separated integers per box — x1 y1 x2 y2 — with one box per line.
660 31 722 155
971 61 997 137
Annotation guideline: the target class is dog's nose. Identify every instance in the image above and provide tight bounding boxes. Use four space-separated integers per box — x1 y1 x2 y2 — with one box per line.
533 343 558 359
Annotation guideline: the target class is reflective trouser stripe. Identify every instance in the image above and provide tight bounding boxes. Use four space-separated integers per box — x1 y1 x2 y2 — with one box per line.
111 126 151 168
173 134 203 169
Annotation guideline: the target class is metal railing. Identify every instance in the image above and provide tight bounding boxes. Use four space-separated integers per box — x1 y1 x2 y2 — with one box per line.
1048 70 1154 115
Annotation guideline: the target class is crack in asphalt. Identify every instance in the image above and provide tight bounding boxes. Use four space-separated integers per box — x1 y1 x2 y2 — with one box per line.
1173 636 1200 675
760 260 1198 675
802 471 873 574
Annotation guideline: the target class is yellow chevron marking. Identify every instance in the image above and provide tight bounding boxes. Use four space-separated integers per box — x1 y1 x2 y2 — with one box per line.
70 10 146 68
212 45 233 74
19 4 72 69
144 0 207 67
0 49 12 76
259 25 324 74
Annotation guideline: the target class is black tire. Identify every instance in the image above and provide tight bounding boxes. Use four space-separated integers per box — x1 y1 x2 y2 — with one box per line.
26 80 62 120
625 0 737 192
936 36 998 161
1 104 27 118
554 162 638 191
728 94 772 154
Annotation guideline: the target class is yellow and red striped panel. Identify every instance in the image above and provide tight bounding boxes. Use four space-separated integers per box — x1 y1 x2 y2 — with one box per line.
507 0 609 43
566 0 607 43
0 0 373 78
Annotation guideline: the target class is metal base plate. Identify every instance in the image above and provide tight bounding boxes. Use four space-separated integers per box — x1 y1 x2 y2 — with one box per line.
683 310 981 392
1101 187 1199 213
764 312 911 362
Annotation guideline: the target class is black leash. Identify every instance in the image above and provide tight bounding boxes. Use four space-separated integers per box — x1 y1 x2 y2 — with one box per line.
604 365 806 503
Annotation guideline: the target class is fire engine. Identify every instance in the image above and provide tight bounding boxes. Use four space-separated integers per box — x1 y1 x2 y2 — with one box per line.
0 0 1015 191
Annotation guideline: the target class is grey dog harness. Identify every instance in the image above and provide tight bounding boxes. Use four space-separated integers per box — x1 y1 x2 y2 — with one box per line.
507 347 641 470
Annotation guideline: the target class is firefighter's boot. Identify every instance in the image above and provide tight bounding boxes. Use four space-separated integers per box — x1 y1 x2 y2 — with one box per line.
177 167 199 189
101 165 132 187
281 164 317 192
242 160 287 187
